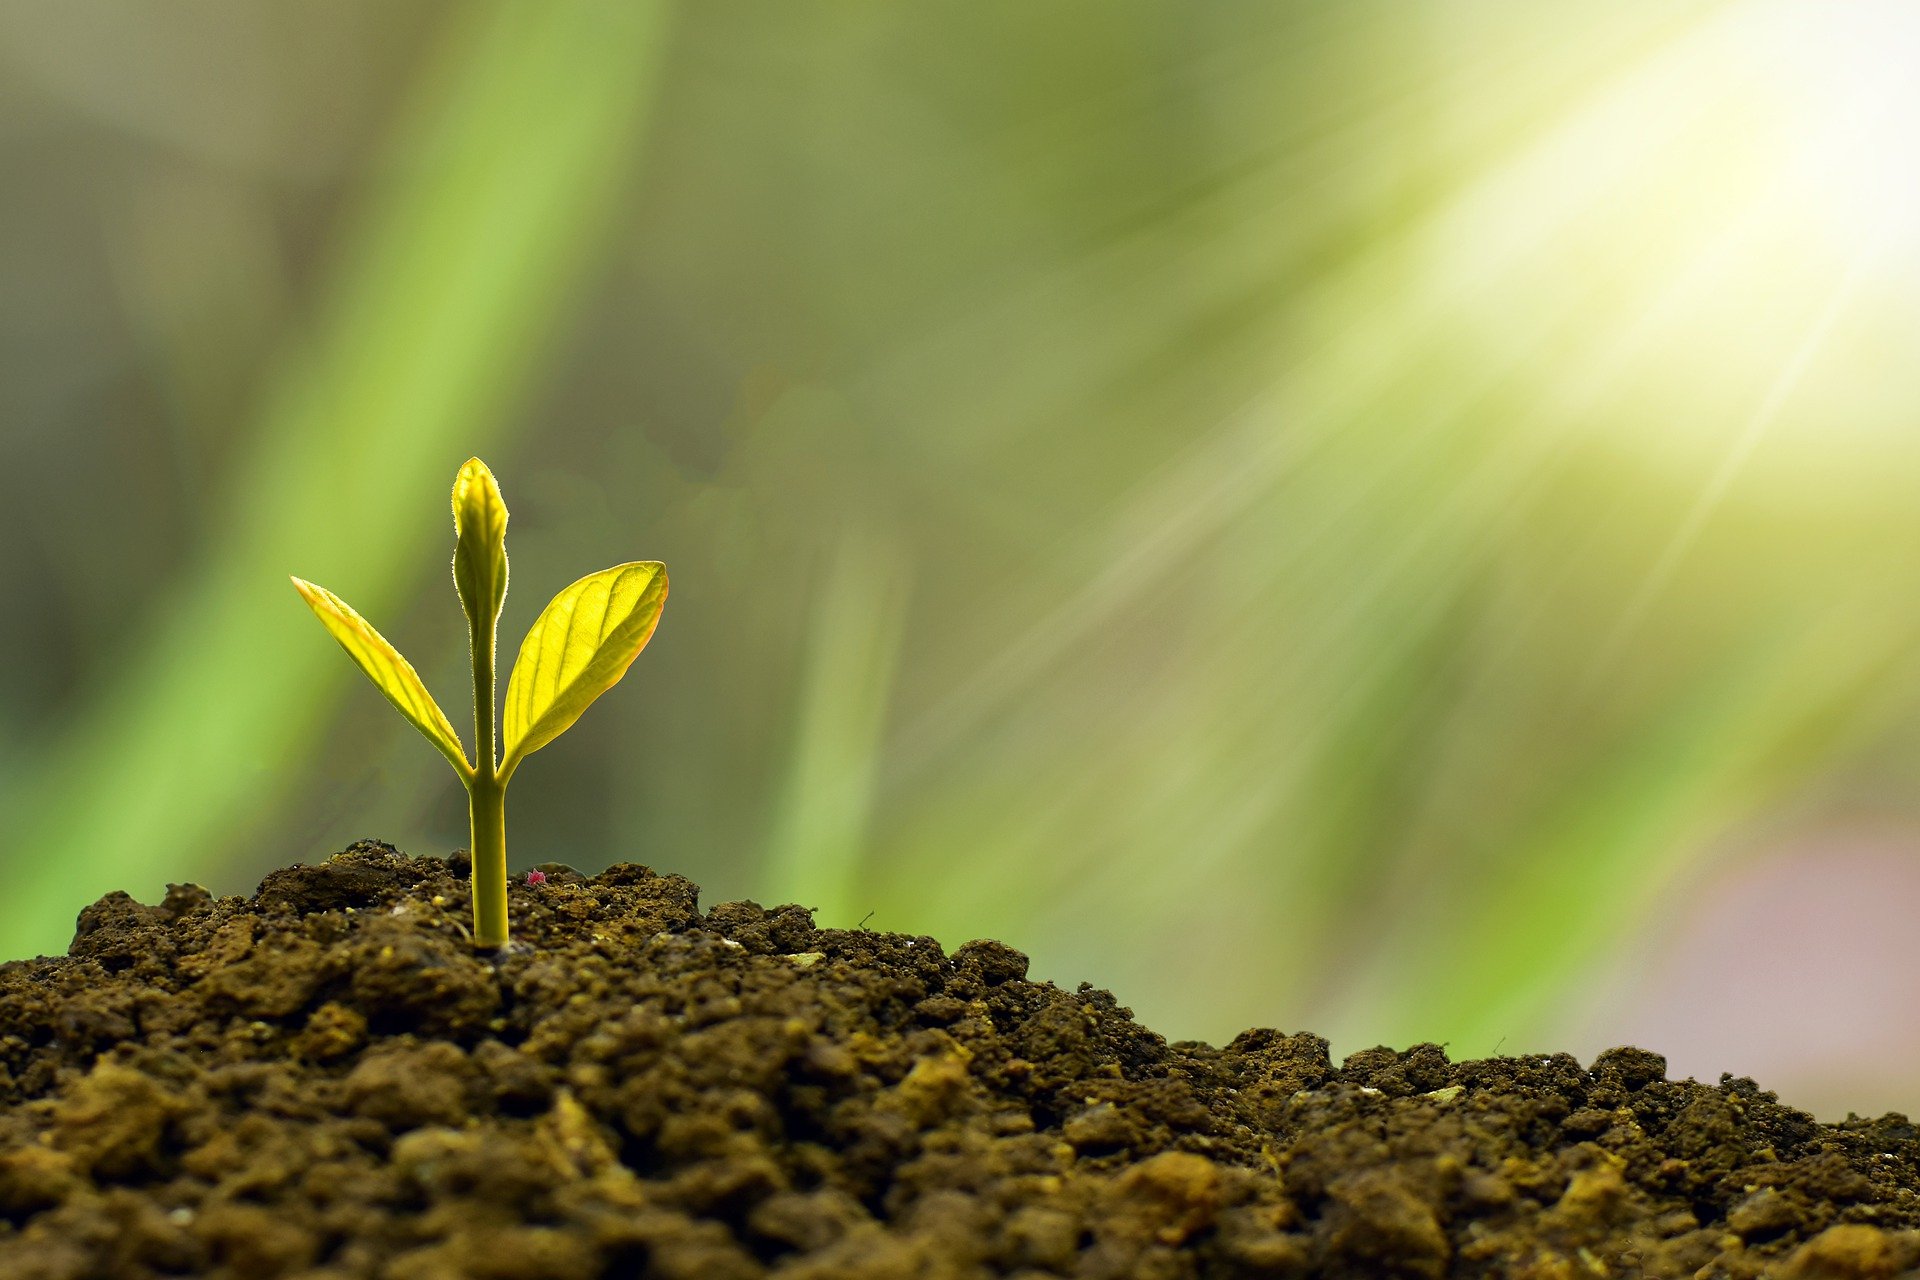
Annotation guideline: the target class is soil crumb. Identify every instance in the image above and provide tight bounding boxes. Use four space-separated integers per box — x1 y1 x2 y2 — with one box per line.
1 841 1917 1278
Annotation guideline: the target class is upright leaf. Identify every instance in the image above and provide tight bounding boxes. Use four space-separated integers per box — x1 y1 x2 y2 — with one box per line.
291 577 473 777
451 457 509 633
501 562 667 776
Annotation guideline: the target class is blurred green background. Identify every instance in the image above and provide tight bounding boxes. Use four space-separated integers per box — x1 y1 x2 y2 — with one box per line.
6 0 1920 1118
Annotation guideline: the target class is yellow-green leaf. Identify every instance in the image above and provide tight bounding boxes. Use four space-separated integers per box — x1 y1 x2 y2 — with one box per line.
291 577 473 777
451 457 509 631
501 562 667 776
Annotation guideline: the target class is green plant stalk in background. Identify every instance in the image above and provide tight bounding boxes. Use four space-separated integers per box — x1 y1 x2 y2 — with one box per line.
295 459 667 946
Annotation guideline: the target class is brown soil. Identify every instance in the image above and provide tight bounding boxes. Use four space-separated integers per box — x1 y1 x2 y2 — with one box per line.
1 842 1917 1279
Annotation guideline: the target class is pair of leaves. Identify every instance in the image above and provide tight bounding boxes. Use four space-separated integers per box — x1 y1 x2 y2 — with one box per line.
293 458 666 782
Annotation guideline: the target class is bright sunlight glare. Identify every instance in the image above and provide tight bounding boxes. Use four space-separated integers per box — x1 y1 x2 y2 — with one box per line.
1761 0 1920 250
1430 0 1920 478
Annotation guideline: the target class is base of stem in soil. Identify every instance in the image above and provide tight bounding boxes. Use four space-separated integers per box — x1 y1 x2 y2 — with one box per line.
0 840 1915 1279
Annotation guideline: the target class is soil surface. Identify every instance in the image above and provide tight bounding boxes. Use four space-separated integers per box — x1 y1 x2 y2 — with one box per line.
1 843 1918 1279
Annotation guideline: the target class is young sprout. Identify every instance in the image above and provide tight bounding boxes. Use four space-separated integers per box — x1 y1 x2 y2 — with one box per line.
292 458 667 947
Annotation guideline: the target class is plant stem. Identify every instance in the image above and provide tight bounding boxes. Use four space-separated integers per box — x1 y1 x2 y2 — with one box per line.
469 561 506 947
468 773 508 947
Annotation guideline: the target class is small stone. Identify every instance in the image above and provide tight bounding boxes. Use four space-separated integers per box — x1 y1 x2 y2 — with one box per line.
1590 1046 1667 1089
953 938 1029 984
1781 1223 1905 1279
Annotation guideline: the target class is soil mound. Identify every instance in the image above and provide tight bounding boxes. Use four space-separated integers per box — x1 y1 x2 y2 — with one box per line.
1 841 1916 1279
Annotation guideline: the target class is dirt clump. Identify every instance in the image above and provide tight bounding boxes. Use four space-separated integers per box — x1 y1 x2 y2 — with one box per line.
0 840 1917 1278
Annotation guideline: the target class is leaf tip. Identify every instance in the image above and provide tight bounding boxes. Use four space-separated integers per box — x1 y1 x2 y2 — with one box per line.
451 457 508 532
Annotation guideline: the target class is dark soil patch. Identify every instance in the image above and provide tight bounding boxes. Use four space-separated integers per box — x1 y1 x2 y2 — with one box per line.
1 842 1917 1278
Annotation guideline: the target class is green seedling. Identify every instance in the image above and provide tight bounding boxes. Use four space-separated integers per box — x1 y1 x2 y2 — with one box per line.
293 458 667 947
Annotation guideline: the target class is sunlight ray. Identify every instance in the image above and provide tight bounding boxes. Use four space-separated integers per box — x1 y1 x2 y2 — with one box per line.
1580 248 1874 693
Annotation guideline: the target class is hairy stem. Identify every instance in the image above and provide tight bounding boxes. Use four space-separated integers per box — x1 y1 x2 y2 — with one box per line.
469 572 506 946
468 774 508 947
